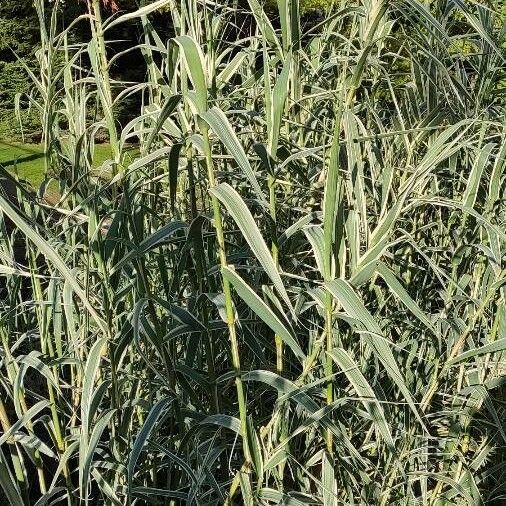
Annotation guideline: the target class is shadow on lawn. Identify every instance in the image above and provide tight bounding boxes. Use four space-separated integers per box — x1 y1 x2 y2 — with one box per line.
0 152 45 168
0 140 45 168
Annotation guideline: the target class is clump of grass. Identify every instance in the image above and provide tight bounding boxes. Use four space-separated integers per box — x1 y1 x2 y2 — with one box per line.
0 0 505 504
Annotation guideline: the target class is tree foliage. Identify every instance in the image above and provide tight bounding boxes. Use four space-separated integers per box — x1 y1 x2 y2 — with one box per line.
0 0 40 140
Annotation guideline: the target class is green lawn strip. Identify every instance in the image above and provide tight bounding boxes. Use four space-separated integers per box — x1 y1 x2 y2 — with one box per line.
0 140 45 186
0 141 137 188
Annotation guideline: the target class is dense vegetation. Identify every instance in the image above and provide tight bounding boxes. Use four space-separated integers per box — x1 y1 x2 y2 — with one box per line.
0 0 150 141
0 1 40 140
0 0 505 504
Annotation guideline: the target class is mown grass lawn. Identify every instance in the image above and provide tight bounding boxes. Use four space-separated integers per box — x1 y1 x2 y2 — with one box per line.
0 141 120 187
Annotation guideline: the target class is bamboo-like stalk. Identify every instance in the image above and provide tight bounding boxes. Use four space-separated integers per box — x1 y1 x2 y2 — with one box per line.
200 120 252 467
0 398 28 503
176 22 252 485
321 108 342 454
87 0 120 171
264 43 283 375
321 0 388 456
0 326 47 495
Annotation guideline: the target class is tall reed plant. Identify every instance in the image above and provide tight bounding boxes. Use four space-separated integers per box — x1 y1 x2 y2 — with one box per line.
1 0 505 504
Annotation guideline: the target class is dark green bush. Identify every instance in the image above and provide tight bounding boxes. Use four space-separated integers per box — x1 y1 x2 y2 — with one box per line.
0 1 40 141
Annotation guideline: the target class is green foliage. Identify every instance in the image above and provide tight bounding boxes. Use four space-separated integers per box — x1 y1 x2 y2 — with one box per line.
0 1 38 55
0 62 40 142
301 0 330 11
265 0 331 13
0 2 40 141
0 0 505 505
